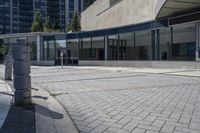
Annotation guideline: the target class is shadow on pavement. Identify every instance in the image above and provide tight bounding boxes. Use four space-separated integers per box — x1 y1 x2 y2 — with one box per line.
0 103 63 133
35 103 63 119
0 92 48 100
0 104 35 133
32 95 48 100
0 92 14 97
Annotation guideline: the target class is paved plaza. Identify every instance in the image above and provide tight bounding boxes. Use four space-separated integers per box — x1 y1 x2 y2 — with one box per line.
31 66 200 133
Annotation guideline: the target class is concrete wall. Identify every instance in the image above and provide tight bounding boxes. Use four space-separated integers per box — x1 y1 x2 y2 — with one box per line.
81 0 166 31
81 0 110 30
79 60 200 69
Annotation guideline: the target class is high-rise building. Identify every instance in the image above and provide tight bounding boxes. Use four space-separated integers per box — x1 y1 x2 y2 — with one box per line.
0 0 83 34
0 0 11 34
83 0 96 10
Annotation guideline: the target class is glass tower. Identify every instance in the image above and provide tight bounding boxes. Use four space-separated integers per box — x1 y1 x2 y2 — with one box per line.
0 0 83 34
0 0 11 34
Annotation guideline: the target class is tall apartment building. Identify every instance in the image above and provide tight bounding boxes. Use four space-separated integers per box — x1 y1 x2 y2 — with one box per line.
83 0 96 10
0 0 83 34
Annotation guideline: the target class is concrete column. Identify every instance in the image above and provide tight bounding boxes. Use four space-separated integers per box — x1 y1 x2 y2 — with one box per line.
13 39 32 106
37 35 40 65
196 23 200 62
4 45 13 80
105 37 108 60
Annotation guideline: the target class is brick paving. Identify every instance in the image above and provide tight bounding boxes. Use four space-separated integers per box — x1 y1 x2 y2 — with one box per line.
31 66 200 133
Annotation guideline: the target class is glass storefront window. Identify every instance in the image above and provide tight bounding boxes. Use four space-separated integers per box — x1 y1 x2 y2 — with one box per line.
43 40 55 60
108 35 118 60
55 40 67 65
56 40 66 48
67 39 79 64
81 38 92 60
119 33 134 60
135 30 152 60
43 41 48 60
49 40 55 60
92 37 105 60
172 23 196 61
28 36 37 60
159 28 171 60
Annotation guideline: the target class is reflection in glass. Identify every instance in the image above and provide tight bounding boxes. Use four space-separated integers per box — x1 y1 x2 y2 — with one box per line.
43 40 55 60
81 38 91 60
92 37 105 60
159 28 171 60
119 33 134 60
135 31 152 60
108 35 118 60
28 36 37 60
172 23 195 61
67 39 79 64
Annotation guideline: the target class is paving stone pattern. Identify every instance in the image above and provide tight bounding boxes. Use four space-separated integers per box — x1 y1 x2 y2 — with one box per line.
31 66 200 133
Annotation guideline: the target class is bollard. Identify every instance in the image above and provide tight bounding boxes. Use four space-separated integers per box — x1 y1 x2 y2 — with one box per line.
4 46 13 80
13 39 32 106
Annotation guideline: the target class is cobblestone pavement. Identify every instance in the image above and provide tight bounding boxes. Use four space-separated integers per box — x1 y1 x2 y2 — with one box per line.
31 66 200 133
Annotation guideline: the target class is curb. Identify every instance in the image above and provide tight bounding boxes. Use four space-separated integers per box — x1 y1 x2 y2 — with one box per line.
32 83 79 133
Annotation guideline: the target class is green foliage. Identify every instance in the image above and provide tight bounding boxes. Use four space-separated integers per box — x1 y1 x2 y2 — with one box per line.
66 24 73 32
67 12 81 32
53 22 61 32
0 46 6 55
31 11 43 32
0 40 6 55
43 16 53 32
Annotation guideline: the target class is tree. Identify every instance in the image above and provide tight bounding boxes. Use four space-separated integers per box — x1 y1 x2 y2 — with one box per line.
31 11 43 32
53 21 61 32
43 16 53 32
66 23 73 32
67 12 81 32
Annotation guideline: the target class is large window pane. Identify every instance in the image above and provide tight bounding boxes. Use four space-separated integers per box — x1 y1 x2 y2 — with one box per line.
43 41 48 60
159 28 171 60
92 37 105 60
108 35 118 60
55 40 66 65
28 36 37 60
119 33 134 60
67 39 79 64
173 23 196 61
48 40 55 60
81 38 91 60
43 40 55 60
135 31 152 60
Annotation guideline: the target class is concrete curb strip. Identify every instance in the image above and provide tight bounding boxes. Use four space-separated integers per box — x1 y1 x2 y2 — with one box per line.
32 83 79 133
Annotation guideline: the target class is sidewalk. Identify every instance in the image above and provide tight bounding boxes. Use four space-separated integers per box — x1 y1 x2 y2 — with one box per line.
0 80 12 129
0 78 79 133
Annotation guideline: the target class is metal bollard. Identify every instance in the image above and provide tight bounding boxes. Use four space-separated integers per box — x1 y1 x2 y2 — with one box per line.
13 39 32 106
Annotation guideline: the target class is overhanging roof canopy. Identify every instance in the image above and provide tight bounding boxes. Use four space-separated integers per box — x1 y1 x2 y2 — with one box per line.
157 0 200 18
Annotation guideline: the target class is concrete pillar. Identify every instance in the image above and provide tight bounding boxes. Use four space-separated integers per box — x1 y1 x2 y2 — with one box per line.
36 35 40 65
196 24 200 62
13 39 32 106
105 37 108 60
4 45 13 80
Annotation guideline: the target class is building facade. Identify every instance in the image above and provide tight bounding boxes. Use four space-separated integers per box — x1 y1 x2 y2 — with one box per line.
0 0 200 69
83 0 96 10
0 0 83 34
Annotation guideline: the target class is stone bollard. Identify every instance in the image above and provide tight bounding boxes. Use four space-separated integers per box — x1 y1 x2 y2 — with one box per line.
13 39 32 106
4 46 13 80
